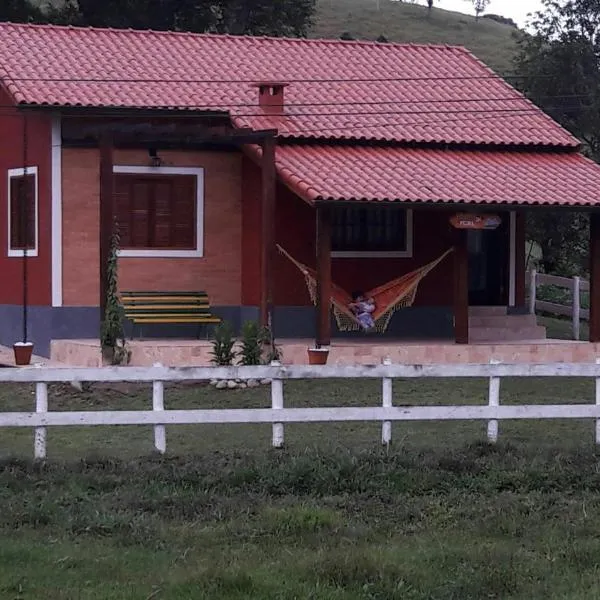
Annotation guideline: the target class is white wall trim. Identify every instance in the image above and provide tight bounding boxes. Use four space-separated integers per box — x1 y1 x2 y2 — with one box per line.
7 166 39 258
51 116 63 307
113 165 204 259
331 209 414 259
509 211 516 307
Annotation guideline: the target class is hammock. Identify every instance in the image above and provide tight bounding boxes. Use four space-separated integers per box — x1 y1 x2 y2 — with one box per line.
277 245 453 333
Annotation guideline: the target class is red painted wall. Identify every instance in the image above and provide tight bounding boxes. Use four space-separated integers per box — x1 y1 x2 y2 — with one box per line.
0 87 52 305
242 156 456 307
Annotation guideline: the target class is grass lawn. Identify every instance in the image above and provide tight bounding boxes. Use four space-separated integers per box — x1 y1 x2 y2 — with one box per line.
312 0 519 74
538 315 588 341
1 377 600 599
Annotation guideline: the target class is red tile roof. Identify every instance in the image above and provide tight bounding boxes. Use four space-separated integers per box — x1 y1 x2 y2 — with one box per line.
270 146 600 206
0 22 579 148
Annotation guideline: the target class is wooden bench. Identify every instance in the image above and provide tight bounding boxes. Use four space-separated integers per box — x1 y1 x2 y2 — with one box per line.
120 291 221 339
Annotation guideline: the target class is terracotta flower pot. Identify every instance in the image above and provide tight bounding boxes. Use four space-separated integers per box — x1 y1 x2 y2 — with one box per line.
308 347 329 365
13 342 34 366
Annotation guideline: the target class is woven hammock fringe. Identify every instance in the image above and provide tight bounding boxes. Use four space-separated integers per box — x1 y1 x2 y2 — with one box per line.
305 274 419 333
290 245 453 334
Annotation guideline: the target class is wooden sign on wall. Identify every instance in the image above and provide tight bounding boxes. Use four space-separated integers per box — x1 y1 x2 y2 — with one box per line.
450 213 502 230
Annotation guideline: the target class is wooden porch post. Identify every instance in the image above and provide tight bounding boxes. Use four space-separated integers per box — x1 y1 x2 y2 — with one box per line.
316 205 332 347
514 211 526 307
99 134 114 321
454 228 469 344
260 136 276 330
590 212 600 342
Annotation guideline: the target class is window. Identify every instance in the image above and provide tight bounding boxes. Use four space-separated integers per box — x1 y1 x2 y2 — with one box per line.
113 166 204 258
8 167 38 257
330 205 412 257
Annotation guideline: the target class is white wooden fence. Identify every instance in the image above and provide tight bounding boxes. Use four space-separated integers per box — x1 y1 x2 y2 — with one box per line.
529 270 589 340
3 361 600 459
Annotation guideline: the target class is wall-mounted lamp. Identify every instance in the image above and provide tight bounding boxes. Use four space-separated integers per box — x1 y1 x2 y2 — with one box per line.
148 147 162 167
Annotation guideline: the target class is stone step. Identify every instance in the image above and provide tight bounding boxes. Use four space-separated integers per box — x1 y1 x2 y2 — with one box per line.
469 314 539 329
468 306 508 316
469 325 547 343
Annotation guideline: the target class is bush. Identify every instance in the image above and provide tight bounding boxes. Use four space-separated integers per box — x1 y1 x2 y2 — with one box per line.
238 321 264 366
210 321 236 366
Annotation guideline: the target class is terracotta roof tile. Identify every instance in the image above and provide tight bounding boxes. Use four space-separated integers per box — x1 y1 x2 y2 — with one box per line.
273 145 600 206
0 22 578 148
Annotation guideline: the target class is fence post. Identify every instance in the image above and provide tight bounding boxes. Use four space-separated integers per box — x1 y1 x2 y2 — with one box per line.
34 382 48 460
573 276 581 341
381 358 392 446
271 361 284 449
596 359 600 445
529 269 537 315
487 359 500 443
152 363 166 455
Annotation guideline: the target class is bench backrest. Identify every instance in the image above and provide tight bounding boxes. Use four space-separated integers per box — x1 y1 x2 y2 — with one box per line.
120 291 212 312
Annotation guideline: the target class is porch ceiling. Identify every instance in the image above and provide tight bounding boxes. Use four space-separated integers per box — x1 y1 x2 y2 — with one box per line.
271 145 600 207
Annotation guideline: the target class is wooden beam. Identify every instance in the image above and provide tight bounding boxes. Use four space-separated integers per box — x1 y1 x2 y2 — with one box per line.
590 212 600 342
260 136 276 330
99 134 114 321
316 206 332 348
453 228 469 344
514 211 526 307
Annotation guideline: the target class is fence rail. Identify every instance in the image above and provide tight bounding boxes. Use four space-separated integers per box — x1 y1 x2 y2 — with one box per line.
528 270 589 340
3 362 600 459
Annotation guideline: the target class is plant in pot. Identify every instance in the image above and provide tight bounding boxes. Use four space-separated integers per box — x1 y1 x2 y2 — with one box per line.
13 171 34 366
100 228 131 366
307 343 329 365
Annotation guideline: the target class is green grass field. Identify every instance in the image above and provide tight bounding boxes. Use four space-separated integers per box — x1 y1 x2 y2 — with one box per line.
2 377 600 599
312 0 520 74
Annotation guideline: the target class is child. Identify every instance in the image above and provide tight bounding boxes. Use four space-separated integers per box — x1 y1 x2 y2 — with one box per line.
349 291 376 331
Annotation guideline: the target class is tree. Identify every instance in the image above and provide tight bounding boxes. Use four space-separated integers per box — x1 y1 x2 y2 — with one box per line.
516 0 600 275
54 0 316 37
0 0 47 22
427 0 434 15
467 0 491 21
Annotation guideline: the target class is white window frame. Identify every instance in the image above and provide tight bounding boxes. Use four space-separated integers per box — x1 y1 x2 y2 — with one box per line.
112 165 204 258
7 166 39 258
330 208 413 259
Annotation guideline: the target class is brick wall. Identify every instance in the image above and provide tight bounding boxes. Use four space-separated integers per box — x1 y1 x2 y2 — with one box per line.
62 148 243 306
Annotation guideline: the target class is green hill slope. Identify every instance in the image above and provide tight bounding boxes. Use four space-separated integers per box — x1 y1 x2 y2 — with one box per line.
311 0 520 74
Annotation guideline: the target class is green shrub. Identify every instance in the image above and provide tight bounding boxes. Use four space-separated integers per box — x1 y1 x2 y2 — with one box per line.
210 321 236 366
238 321 264 366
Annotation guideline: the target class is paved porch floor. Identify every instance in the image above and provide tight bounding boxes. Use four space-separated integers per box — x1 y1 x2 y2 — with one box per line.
50 338 600 367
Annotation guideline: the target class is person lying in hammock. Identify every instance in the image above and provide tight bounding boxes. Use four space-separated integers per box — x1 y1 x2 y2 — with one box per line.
349 291 376 331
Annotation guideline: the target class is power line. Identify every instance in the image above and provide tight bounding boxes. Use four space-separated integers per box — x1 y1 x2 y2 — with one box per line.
0 72 572 84
278 108 576 137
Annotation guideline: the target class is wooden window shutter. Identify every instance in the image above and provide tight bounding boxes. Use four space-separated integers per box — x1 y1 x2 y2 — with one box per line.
113 173 197 250
130 180 152 248
10 174 35 250
114 175 132 247
171 176 196 248
153 179 174 248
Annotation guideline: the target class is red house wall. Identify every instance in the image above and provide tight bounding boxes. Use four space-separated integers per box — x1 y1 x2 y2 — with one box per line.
0 88 52 305
242 156 455 308
62 148 243 306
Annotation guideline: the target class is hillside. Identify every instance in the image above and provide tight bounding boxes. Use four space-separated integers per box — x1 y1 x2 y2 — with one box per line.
312 0 521 74
32 0 521 75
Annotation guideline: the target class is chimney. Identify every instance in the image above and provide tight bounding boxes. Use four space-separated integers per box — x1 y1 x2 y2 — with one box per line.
255 82 287 114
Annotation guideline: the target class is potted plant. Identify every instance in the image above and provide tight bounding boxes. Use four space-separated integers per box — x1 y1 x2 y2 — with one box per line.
307 344 329 365
100 227 131 366
13 341 34 366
